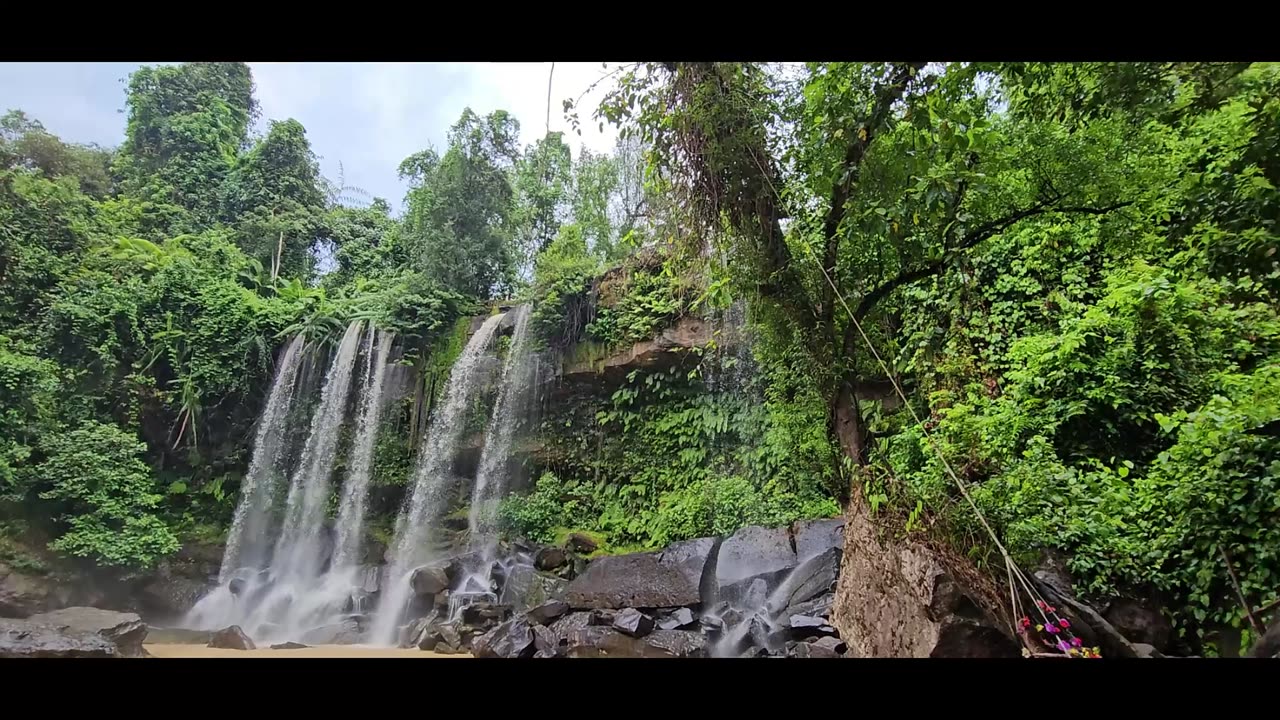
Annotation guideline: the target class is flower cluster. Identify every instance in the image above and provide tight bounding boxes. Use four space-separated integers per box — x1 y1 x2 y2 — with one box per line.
1016 600 1102 658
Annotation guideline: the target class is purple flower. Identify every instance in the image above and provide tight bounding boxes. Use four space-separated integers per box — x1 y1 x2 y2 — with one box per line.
1057 640 1071 652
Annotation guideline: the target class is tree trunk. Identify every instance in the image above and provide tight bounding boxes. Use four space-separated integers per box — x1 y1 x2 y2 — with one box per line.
832 380 868 471
271 231 285 283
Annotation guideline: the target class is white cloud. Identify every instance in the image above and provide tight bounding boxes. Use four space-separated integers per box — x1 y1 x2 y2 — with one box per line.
3 62 632 214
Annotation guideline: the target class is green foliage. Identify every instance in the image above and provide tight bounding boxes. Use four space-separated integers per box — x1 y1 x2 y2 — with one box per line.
35 420 180 568
399 109 521 300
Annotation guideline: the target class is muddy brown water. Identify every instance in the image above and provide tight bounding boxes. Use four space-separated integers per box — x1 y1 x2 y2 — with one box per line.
145 644 470 658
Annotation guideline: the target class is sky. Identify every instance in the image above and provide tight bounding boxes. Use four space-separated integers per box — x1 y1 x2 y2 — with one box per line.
0 62 625 212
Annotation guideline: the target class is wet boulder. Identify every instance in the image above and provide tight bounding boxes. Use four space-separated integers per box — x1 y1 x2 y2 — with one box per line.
787 614 838 639
532 623 558 656
657 607 697 631
415 621 463 653
1 618 119 657
791 517 845 561
785 593 834 620
498 565 567 614
1 563 63 619
208 625 256 650
658 536 718 590
612 608 655 638
460 602 512 632
472 616 537 659
534 546 569 572
786 637 844 658
715 525 797 586
527 600 570 626
562 626 708 658
768 547 842 614
27 607 150 658
564 551 701 610
549 611 593 647
410 564 450 596
270 641 309 650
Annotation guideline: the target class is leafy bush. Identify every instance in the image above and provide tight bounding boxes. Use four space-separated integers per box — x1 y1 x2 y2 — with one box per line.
35 420 180 568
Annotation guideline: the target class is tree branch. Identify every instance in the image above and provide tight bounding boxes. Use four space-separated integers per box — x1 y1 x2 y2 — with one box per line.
820 62 925 332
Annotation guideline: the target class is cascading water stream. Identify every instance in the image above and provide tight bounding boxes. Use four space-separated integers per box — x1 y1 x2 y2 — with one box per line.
217 335 306 583
332 327 393 571
271 321 365 585
468 304 536 543
186 321 392 643
370 312 507 646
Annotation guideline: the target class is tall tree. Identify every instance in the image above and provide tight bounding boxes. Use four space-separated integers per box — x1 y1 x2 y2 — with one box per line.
115 62 257 230
221 118 326 281
399 108 521 300
513 132 573 267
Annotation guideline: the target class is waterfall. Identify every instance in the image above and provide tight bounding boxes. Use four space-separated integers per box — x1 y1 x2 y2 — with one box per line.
331 327 393 570
467 304 538 542
370 312 507 646
187 321 391 643
271 321 365 584
218 334 306 584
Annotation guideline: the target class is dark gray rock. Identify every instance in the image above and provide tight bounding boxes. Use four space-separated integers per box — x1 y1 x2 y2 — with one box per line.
715 525 797 586
929 618 1021 658
208 625 256 650
299 618 361 645
228 578 246 596
566 551 700 609
0 563 59 618
270 641 308 650
612 608 655 638
138 576 210 619
27 607 149 658
641 629 709 658
532 623 557 656
768 547 842 613
471 616 537 659
787 639 840 658
785 593 834 620
1103 597 1172 652
498 565 568 614
527 600 570 625
549 611 592 648
658 536 718 589
588 608 618 626
788 614 835 635
415 622 463 653
811 635 848 655
565 532 599 554
716 570 790 611
562 626 708 658
534 546 569 572
0 618 119 657
460 602 511 631
410 564 449 596
657 607 696 631
791 517 845 560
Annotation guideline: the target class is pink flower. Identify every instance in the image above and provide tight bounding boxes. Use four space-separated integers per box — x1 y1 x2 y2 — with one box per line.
1058 618 1070 629
1071 637 1083 647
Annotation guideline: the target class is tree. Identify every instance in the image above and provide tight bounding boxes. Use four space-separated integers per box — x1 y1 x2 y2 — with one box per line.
0 110 114 197
115 62 257 230
399 108 521 300
221 118 326 281
513 132 573 267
